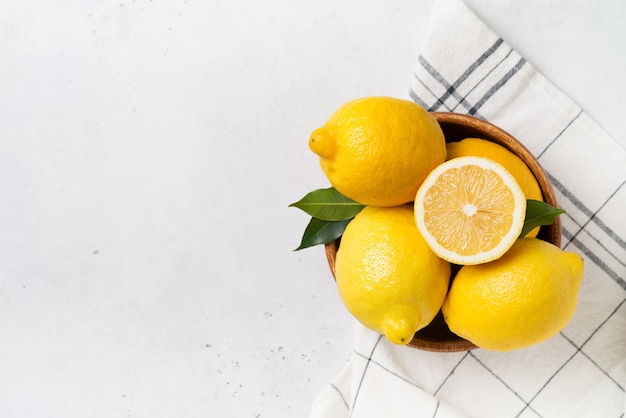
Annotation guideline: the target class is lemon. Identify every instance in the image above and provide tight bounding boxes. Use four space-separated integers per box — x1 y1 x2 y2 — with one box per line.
334 205 451 345
414 156 526 265
446 138 543 202
446 138 543 237
442 237 584 352
309 97 446 207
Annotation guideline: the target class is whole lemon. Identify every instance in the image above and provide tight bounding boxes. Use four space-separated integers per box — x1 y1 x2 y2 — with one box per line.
446 138 543 201
446 138 543 237
442 237 584 352
334 205 451 345
309 97 446 207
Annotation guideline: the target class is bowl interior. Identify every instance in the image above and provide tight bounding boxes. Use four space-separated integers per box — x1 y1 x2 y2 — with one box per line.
324 112 561 352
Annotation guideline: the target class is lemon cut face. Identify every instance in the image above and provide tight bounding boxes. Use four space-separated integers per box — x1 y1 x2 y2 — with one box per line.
446 137 543 237
415 156 526 265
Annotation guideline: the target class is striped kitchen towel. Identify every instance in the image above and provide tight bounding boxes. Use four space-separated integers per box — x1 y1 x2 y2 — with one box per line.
311 0 626 417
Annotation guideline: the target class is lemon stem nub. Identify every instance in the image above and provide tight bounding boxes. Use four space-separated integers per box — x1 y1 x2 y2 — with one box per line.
383 317 418 345
309 128 335 160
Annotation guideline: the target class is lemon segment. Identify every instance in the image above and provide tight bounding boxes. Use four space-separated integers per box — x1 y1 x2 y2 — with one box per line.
415 156 526 265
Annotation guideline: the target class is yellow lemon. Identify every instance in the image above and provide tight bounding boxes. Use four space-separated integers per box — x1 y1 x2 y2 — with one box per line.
334 205 451 345
446 137 543 237
414 156 526 265
309 97 446 207
442 237 584 352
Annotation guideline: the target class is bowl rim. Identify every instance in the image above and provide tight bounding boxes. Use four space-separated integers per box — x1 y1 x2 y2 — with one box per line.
323 111 562 352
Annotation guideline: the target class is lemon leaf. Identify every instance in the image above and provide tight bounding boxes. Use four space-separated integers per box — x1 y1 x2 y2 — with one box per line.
520 199 566 238
294 217 350 251
289 187 365 221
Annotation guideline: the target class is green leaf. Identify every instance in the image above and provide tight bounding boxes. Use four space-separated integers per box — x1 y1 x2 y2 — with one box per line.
294 217 351 251
520 199 566 238
289 187 365 221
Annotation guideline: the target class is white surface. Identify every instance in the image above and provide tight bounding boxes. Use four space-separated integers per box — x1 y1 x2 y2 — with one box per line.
0 1 624 417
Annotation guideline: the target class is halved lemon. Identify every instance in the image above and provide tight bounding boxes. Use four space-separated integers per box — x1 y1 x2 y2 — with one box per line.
414 156 526 265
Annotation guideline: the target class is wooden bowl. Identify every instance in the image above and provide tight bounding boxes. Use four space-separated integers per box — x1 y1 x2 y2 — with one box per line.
324 112 562 352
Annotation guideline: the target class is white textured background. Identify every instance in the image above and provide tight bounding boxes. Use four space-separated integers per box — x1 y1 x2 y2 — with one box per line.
0 1 624 417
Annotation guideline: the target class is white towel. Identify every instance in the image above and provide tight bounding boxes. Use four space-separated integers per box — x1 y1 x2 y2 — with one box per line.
311 0 626 416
